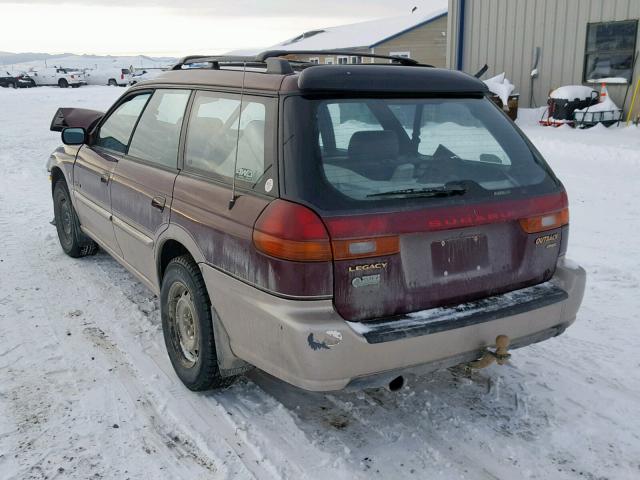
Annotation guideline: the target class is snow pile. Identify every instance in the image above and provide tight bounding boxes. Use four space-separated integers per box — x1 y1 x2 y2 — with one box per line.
550 85 597 101
586 77 628 84
2 54 175 75
483 73 515 106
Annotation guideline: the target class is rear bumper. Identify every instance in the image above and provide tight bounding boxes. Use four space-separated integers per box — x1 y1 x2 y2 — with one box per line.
201 257 586 391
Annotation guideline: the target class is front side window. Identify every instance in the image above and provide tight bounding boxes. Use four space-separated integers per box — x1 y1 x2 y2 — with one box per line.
584 20 638 82
128 89 190 168
95 93 151 153
184 91 269 185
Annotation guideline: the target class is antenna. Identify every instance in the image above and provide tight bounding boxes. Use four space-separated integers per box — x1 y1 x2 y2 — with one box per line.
228 62 246 210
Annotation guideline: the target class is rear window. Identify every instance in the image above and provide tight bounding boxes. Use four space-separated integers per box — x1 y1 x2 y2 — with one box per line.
283 96 558 211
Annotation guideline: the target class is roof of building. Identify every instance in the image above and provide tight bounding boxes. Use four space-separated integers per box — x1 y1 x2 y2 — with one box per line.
269 1 448 51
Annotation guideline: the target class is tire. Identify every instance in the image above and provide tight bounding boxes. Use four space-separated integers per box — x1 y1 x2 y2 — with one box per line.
108 79 117 87
58 78 69 88
161 255 236 391
52 180 98 258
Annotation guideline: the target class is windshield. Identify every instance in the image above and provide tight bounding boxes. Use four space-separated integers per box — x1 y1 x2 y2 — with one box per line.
283 96 558 211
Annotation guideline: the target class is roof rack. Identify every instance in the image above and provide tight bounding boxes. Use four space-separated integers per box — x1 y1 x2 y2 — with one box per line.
171 50 428 74
257 50 423 66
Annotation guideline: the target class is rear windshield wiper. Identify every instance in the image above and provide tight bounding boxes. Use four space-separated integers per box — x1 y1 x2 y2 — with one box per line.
367 185 467 198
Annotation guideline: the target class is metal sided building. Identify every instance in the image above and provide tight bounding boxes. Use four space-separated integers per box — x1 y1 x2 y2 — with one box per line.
269 0 448 67
447 0 640 116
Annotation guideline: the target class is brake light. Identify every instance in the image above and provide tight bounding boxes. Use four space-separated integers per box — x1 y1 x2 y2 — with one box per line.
253 200 332 262
70 75 75 79
121 73 124 80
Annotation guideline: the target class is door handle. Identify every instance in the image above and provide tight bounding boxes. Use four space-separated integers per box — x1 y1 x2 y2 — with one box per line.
151 196 166 211
100 173 110 184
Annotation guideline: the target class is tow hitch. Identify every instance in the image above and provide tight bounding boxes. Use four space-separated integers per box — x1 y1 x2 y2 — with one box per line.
469 335 511 369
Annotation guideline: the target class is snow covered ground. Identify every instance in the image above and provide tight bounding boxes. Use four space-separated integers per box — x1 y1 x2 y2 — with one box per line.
0 86 639 479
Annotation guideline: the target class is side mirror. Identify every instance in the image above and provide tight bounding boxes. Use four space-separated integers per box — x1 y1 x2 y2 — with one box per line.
61 127 87 145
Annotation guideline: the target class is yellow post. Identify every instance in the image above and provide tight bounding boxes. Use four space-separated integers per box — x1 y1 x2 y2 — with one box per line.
627 78 640 126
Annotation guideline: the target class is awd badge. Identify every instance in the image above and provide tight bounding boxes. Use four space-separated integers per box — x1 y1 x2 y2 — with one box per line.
352 274 381 288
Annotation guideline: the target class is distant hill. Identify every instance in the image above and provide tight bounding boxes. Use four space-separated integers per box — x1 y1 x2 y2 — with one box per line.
1 52 177 72
0 52 74 65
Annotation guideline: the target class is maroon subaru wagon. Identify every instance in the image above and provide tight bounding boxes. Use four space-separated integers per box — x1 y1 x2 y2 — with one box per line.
47 51 586 391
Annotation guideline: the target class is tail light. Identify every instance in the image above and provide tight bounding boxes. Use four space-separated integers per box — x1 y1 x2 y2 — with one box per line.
121 73 124 80
519 191 569 233
253 200 400 262
253 200 332 262
70 75 75 79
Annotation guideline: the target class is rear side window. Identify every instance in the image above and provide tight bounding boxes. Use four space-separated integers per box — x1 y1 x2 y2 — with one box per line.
184 91 269 186
95 93 151 153
128 89 190 168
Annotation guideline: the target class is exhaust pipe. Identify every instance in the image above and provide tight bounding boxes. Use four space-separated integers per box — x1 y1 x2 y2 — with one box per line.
387 375 405 392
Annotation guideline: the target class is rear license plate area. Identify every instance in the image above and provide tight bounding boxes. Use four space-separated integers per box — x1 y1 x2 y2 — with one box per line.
431 235 489 276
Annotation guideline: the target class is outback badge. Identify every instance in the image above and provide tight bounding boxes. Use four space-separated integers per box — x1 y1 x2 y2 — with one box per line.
535 232 559 248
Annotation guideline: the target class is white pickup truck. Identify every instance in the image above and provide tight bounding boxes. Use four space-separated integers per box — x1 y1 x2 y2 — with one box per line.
84 68 133 86
28 68 85 88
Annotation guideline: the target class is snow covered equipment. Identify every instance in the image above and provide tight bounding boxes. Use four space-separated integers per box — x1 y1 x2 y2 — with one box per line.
540 85 599 127
573 81 623 128
483 73 519 120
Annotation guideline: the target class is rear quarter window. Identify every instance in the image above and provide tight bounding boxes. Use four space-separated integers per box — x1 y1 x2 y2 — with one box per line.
183 90 275 189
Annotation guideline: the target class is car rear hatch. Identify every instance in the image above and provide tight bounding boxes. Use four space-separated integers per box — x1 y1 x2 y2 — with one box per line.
282 91 568 322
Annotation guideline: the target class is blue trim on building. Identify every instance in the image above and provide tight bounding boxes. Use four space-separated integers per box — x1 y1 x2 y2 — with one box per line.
370 12 448 48
456 0 466 70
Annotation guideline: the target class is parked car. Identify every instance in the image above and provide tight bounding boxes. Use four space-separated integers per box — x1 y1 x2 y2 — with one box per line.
1 71 19 88
47 51 586 392
129 69 164 85
16 72 36 87
84 67 133 86
29 67 84 88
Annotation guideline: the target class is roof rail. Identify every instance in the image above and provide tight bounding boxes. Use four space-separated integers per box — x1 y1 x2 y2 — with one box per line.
172 55 255 70
171 50 429 74
257 50 423 66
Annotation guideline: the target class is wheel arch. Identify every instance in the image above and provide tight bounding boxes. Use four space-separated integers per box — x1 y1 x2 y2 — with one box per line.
50 165 65 190
155 224 206 287
155 224 251 377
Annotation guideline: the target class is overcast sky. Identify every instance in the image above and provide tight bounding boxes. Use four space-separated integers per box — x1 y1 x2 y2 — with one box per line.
0 1 426 56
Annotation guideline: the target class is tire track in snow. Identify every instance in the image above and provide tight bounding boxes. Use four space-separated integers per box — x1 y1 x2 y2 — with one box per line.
74 252 347 479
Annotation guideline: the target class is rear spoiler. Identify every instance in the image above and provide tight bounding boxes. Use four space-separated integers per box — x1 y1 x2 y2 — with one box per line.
50 107 104 132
